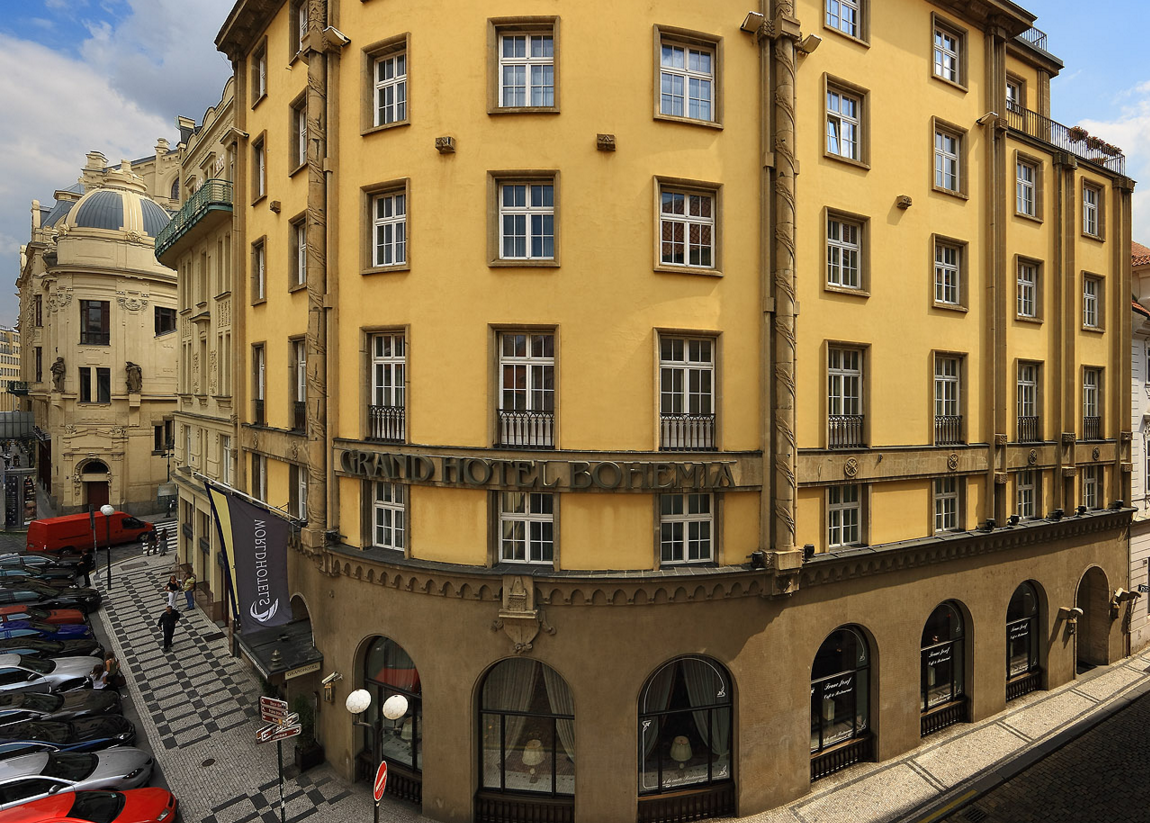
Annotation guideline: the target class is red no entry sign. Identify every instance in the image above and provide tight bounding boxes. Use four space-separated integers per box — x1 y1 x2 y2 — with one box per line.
373 761 388 802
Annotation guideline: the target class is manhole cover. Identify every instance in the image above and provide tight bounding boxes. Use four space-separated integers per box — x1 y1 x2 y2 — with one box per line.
201 758 215 767
962 808 989 823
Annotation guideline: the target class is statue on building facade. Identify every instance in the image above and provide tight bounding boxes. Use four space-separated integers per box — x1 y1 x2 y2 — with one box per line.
125 362 142 393
50 357 65 392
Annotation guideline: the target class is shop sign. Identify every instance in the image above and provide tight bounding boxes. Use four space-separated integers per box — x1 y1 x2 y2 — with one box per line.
1008 622 1030 642
285 662 321 680
339 448 738 491
926 646 952 667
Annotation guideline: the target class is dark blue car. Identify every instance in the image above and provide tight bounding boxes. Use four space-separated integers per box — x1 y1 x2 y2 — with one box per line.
0 623 91 641
0 716 135 759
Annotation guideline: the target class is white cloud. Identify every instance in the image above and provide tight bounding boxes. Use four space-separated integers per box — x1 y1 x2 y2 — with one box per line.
1079 84 1150 245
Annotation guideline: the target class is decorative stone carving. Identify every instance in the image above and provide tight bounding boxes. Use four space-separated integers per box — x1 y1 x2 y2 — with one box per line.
50 357 65 392
111 427 126 438
218 297 231 327
1028 449 1038 466
596 134 616 151
1121 431 1133 443
209 352 218 394
1062 432 1077 446
115 292 149 312
47 290 72 313
491 576 553 653
947 454 959 471
994 433 1007 447
1093 447 1101 461
843 457 859 478
896 195 912 209
994 471 1007 485
125 362 142 393
435 136 456 154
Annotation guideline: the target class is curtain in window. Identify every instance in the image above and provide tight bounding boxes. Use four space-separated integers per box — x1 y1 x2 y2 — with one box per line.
484 658 539 753
542 665 575 762
682 659 729 755
640 664 676 759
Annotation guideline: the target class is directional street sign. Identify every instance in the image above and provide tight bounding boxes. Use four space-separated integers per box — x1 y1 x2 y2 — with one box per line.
258 723 302 744
260 696 289 723
281 712 299 727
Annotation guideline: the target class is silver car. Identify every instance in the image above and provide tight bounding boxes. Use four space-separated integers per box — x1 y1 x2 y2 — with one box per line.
0 655 101 695
0 749 153 809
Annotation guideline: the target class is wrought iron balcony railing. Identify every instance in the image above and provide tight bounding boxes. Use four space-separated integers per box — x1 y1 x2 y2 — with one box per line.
6 381 28 396
934 415 963 446
1082 416 1102 442
660 413 716 451
498 409 554 449
1017 416 1041 443
367 405 405 443
154 179 234 260
1006 106 1125 175
828 415 865 449
1016 26 1048 52
291 401 306 433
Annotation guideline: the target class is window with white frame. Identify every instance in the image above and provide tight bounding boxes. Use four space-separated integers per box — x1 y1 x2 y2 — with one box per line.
932 22 962 84
659 41 714 122
825 0 861 38
659 337 715 450
252 137 266 199
1016 159 1036 216
1016 363 1038 432
934 240 961 305
370 332 406 442
828 347 862 417
291 219 306 287
291 97 306 169
1017 261 1038 318
252 345 266 422
183 424 193 468
252 43 267 102
252 238 266 299
373 482 406 550
660 493 713 563
293 0 307 55
499 182 554 260
934 477 960 533
372 191 407 267
659 186 715 269
290 463 308 521
826 87 861 161
1083 276 1100 328
220 435 232 486
373 51 407 126
251 454 266 502
1006 78 1022 113
1083 368 1101 420
499 492 554 563
498 332 555 448
292 339 306 404
499 32 554 108
828 485 861 548
1017 471 1036 519
827 215 862 289
934 129 961 192
1082 466 1100 509
1083 184 1100 237
934 355 960 417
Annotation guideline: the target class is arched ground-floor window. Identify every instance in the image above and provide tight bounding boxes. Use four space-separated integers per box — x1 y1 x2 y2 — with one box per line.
360 636 422 805
811 626 872 780
921 601 967 736
1006 581 1042 701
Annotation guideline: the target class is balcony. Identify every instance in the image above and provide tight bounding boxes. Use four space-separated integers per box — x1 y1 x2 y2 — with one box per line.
291 401 306 433
253 399 265 427
154 179 234 263
1082 416 1102 442
1017 416 1041 443
660 413 716 451
497 409 554 449
828 415 865 449
367 405 405 443
1016 26 1048 53
1006 106 1125 175
6 381 28 396
934 415 963 446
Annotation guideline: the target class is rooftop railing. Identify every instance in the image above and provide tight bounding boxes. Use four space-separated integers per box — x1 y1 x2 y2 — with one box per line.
1006 107 1126 175
154 179 233 260
1016 27 1048 52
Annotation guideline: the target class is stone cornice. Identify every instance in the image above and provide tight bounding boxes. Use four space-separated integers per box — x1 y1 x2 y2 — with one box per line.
216 0 284 63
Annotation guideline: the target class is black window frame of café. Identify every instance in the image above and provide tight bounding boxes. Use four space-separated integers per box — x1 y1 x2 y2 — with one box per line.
79 300 110 346
920 601 967 736
810 626 872 781
359 636 423 805
1006 581 1042 701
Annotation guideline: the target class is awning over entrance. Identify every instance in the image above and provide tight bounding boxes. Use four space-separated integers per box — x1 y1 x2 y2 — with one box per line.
236 618 323 681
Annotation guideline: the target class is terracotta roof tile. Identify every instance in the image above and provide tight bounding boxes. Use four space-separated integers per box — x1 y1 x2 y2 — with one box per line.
1134 241 1150 266
1134 299 1150 319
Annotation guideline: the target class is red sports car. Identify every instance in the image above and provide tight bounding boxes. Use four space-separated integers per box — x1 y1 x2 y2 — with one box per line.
0 608 85 626
0 789 178 823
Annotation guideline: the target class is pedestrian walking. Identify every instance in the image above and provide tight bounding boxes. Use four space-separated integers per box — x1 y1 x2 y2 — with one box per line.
164 575 180 608
157 527 168 556
157 605 181 651
140 530 154 556
182 570 196 611
76 550 94 588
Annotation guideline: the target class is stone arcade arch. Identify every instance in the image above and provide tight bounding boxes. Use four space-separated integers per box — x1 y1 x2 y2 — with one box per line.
1006 581 1043 700
811 626 872 781
1075 567 1111 671
358 635 423 806
920 601 968 737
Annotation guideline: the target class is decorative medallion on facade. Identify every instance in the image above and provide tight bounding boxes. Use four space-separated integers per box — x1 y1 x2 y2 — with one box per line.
491 575 554 654
1093 447 1101 461
115 292 150 313
843 457 859 478
1028 449 1038 466
47 290 72 313
947 454 959 471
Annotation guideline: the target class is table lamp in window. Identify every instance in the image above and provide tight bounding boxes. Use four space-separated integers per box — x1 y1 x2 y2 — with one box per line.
522 738 545 783
670 735 692 769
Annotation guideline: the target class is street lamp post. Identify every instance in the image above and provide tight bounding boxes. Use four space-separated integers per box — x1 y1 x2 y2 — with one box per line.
99 504 114 588
346 688 408 823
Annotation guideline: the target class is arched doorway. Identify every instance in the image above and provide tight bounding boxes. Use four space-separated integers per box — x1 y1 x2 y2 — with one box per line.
811 626 872 780
81 461 109 508
1006 581 1042 700
477 659 574 823
920 602 967 736
359 636 422 805
1075 567 1111 672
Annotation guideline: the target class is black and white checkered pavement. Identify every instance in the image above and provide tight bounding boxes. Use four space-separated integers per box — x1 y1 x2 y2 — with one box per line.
91 553 400 823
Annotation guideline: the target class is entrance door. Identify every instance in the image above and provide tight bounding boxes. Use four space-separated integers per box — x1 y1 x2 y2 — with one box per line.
1075 567 1110 673
85 482 109 509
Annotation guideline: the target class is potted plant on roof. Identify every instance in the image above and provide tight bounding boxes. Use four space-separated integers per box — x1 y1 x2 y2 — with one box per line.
292 694 325 772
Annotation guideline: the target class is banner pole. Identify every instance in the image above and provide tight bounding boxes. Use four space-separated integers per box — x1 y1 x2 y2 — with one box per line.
278 739 286 823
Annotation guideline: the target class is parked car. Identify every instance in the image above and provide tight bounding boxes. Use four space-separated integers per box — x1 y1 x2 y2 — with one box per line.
0 585 100 614
0 788 176 823
25 514 154 555
0 692 120 725
0 570 77 586
0 717 135 759
0 557 76 570
0 656 101 695
0 623 90 641
0 640 104 662
0 608 86 626
0 750 154 811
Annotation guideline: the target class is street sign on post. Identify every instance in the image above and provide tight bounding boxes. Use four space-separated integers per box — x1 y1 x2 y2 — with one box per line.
260 696 289 723
373 761 388 802
257 723 301 744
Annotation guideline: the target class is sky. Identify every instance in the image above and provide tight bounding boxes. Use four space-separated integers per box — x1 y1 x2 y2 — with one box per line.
0 0 1147 328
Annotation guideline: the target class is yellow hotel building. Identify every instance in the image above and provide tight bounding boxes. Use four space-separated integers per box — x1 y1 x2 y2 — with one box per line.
213 0 1134 820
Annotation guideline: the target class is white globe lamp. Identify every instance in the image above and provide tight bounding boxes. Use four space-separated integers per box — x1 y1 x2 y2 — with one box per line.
345 688 372 715
382 694 409 720
99 504 115 517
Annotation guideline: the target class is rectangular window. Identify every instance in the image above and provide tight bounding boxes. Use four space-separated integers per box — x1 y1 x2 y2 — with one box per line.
252 241 266 301
499 33 554 108
660 493 713 563
291 339 306 432
153 420 173 453
1083 368 1101 441
78 367 110 405
374 51 408 126
826 215 862 290
934 128 961 192
184 425 193 468
1082 466 1100 509
291 218 307 287
932 20 963 85
828 346 864 448
251 454 266 502
370 332 406 443
1016 160 1036 216
1017 471 1036 520
1083 184 1101 237
825 0 861 38
659 40 714 122
252 136 266 200
1083 276 1101 328
78 367 90 404
659 336 715 450
251 41 267 102
826 86 861 162
499 492 553 563
291 97 307 169
499 181 554 260
933 477 960 533
659 185 715 269
96 367 110 403
373 482 406 550
252 344 266 425
79 300 109 345
33 295 41 327
1006 78 1022 113
291 0 307 55
498 332 555 448
828 485 860 548
934 240 961 306
155 306 176 336
34 348 41 384
372 191 407 267
220 435 233 486
1017 261 1038 318
934 355 960 417
289 464 308 521
1016 362 1039 442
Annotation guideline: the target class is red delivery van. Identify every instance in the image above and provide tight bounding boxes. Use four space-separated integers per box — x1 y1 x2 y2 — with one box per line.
25 512 155 554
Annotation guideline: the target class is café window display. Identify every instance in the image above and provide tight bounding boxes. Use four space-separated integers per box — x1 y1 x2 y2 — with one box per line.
638 656 732 796
921 602 965 711
362 637 422 775
1006 581 1041 700
810 627 869 756
480 659 575 798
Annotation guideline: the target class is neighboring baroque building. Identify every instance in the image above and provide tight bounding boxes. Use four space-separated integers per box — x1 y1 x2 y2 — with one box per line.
1131 241 1150 652
18 152 179 515
0 328 21 413
155 78 237 622
214 1 1135 821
